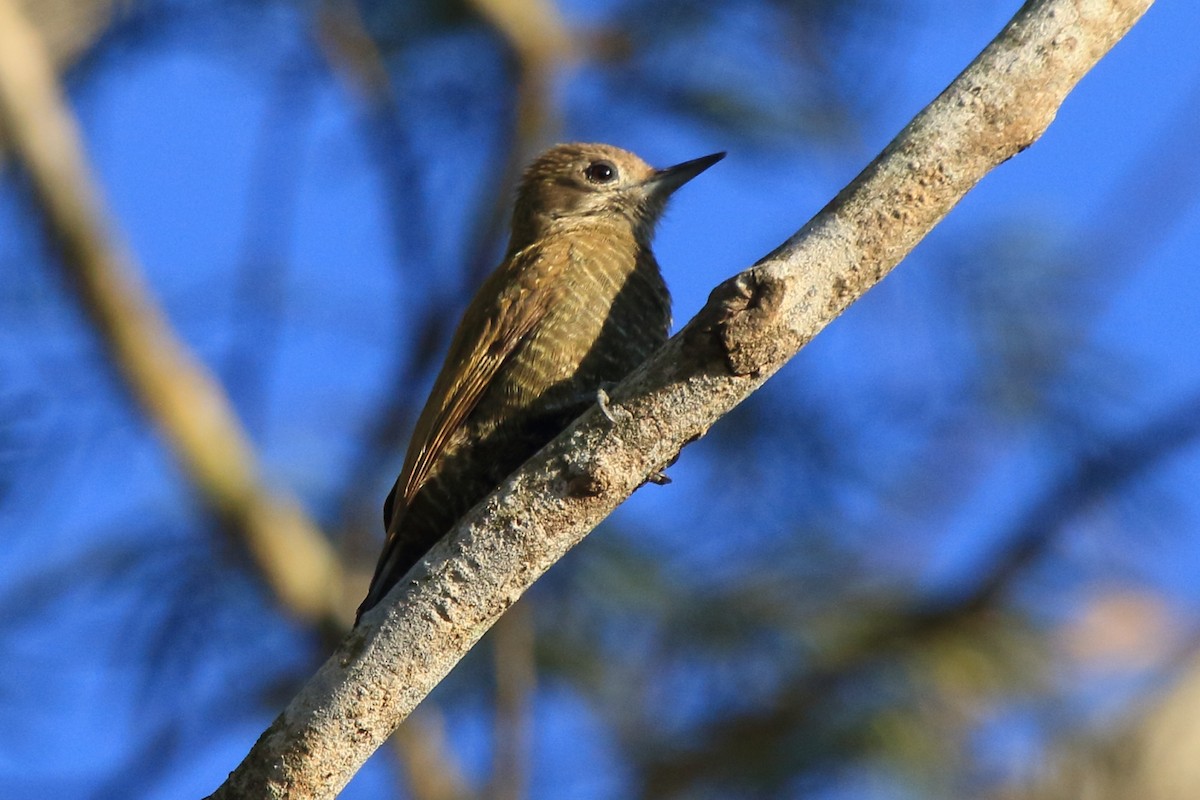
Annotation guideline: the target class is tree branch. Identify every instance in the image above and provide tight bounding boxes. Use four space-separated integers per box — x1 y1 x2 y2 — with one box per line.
208 0 1154 796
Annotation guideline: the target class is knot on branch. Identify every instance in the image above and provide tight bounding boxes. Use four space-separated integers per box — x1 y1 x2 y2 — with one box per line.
690 266 787 377
562 454 613 498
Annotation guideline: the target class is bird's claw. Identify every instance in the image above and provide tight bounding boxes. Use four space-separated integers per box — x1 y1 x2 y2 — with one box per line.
596 387 618 423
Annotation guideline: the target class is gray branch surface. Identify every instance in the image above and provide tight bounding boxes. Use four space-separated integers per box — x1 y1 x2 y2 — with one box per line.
208 0 1154 797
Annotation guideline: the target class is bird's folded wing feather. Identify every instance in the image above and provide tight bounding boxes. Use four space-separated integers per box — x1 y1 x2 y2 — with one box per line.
382 243 558 535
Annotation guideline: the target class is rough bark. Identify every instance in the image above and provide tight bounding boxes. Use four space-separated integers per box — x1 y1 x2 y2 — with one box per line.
207 0 1154 796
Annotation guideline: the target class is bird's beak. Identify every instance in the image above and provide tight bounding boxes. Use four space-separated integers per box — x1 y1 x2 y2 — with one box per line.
644 151 726 196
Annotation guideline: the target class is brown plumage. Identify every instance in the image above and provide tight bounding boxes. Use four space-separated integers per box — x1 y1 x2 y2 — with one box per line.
356 143 724 623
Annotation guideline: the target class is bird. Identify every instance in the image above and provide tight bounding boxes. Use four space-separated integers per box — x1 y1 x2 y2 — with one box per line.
355 142 724 623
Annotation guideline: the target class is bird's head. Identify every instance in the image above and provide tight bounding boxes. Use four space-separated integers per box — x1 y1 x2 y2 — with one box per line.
510 143 724 245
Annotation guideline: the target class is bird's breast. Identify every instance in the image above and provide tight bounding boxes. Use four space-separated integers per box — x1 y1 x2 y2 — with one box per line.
485 229 670 421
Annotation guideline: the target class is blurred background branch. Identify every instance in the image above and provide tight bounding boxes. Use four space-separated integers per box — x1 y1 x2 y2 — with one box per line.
391 708 477 800
0 0 344 628
0 6 480 796
14 0 122 70
488 600 537 800
0 0 124 167
634 389 1200 798
996 639 1200 800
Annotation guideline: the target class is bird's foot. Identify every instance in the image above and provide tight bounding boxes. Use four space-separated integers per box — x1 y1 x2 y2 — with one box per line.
596 386 619 423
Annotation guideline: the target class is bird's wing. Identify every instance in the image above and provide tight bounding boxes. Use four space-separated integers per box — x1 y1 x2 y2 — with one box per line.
383 242 558 533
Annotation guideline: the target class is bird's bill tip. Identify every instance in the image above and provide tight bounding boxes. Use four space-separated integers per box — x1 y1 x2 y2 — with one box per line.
647 151 726 193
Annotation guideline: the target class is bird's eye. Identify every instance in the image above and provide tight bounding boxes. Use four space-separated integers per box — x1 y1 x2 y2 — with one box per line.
584 160 618 184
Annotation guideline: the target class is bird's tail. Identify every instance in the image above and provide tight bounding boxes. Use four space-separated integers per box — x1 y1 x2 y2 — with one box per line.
354 526 414 625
